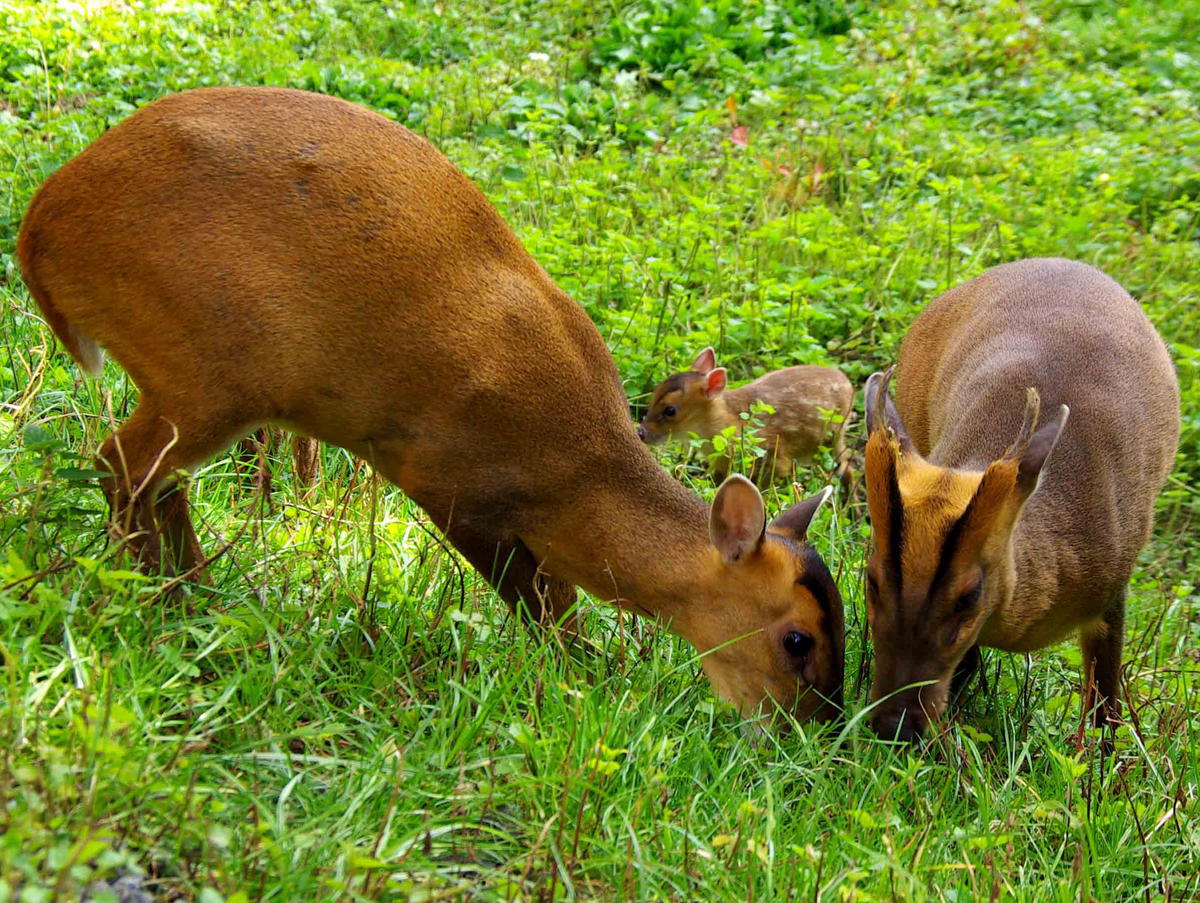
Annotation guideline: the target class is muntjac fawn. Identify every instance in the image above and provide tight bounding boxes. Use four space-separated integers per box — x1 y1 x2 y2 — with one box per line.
18 86 845 725
638 347 853 484
863 258 1179 742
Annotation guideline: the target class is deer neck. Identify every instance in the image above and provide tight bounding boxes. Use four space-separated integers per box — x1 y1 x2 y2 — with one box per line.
523 438 715 636
701 390 750 437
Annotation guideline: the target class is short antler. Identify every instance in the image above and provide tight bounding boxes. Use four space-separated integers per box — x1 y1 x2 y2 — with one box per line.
1004 387 1042 460
864 367 915 454
864 367 893 435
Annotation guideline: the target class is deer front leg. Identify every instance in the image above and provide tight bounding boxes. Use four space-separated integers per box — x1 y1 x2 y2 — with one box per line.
1081 590 1126 729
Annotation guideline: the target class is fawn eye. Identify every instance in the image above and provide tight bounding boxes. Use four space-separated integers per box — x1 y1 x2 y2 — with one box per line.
954 585 981 614
662 405 677 419
782 631 814 658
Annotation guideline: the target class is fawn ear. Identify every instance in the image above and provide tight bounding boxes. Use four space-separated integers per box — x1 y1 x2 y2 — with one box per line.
691 346 717 372
710 475 766 564
703 367 727 399
769 485 833 542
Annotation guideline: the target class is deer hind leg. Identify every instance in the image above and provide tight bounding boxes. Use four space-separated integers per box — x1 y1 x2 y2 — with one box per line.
1081 590 1127 729
291 436 320 496
235 427 274 501
233 430 320 503
831 426 858 495
98 403 244 575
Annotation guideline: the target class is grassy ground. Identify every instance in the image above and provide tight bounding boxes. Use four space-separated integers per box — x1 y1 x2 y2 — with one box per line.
1 0 1198 899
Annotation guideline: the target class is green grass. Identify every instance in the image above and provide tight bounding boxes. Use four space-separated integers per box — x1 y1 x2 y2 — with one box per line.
1 0 1199 899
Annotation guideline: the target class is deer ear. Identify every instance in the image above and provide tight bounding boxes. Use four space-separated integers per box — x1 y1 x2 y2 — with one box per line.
961 405 1070 550
769 485 833 542
691 346 717 372
703 367 727 398
1016 404 1069 497
710 475 766 564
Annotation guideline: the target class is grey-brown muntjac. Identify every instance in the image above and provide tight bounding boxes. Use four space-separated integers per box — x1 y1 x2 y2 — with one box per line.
18 86 845 725
863 258 1179 742
638 347 853 485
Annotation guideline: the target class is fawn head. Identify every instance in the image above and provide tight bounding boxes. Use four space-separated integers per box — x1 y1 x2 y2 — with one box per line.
638 346 728 444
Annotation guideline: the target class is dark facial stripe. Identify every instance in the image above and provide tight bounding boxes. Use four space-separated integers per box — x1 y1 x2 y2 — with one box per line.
797 545 839 629
776 536 845 646
924 484 983 615
652 373 690 402
796 543 845 703
885 455 905 595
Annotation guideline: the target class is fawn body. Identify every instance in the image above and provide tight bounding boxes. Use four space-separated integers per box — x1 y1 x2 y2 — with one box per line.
18 87 844 724
639 347 852 484
863 258 1178 741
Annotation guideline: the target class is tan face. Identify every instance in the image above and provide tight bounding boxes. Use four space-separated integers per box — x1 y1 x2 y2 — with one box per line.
681 477 845 726
864 440 1005 740
862 371 1068 742
639 373 701 444
638 348 727 445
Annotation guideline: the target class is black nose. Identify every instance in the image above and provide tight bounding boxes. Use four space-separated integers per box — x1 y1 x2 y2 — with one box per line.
871 710 925 743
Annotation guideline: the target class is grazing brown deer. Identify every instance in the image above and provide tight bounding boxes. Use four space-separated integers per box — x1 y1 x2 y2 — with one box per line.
863 258 1178 742
638 347 853 485
18 86 845 725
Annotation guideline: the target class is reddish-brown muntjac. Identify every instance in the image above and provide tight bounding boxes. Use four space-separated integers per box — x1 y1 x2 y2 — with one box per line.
18 86 845 725
638 347 853 485
863 258 1179 742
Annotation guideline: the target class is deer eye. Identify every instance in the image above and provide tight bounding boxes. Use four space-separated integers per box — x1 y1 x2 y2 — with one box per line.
662 405 677 419
954 585 982 614
782 631 814 659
